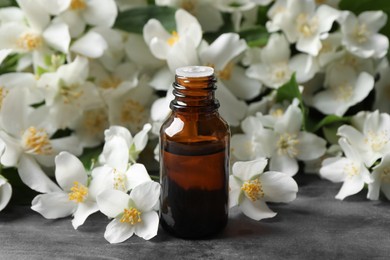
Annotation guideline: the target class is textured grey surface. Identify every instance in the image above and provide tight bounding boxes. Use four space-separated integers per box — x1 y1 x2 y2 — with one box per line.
0 175 389 260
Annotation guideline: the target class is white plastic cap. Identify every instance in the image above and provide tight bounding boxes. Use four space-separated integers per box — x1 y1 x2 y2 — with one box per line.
175 66 214 77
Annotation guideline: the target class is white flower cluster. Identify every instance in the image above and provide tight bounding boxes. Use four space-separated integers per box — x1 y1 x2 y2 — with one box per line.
0 0 388 240
320 111 390 200
31 124 161 243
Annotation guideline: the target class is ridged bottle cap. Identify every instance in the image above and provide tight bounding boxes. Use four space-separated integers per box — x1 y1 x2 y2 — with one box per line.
176 66 214 77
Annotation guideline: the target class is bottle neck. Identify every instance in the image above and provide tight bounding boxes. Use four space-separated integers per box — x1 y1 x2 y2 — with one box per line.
170 75 220 113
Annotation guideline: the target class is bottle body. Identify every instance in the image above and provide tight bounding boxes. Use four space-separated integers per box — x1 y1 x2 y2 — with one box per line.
159 67 230 238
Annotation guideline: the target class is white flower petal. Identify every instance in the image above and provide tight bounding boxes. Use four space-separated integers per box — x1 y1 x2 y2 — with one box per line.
17 0 50 31
125 33 164 68
261 33 290 64
335 175 365 200
104 125 132 147
320 157 349 183
223 66 262 100
316 5 340 33
175 9 202 47
338 138 361 163
166 36 200 72
151 97 171 122
31 192 75 219
104 218 135 244
296 35 321 56
55 11 86 38
229 175 242 208
133 123 152 152
55 152 87 191
72 201 99 229
291 54 318 83
231 134 255 161
367 171 381 200
18 155 61 193
57 55 89 84
102 136 129 173
312 90 346 116
337 125 365 150
270 153 299 177
0 179 12 211
274 105 302 134
352 72 374 105
42 22 70 53
0 87 27 135
261 171 298 203
126 163 151 189
82 0 118 27
71 31 108 58
143 19 171 44
0 131 22 167
51 135 83 157
0 49 12 65
232 158 268 181
215 82 247 126
130 180 160 212
134 211 159 240
37 0 71 15
296 132 326 161
240 198 277 221
200 33 246 70
89 165 114 197
97 189 130 218
359 11 387 34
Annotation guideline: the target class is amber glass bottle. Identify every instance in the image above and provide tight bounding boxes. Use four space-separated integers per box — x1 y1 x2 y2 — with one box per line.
160 66 230 239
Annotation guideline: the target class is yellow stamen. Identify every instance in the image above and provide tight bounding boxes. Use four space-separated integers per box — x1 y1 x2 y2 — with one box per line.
344 163 359 178
100 76 122 89
68 181 88 203
217 62 234 81
0 86 9 110
113 168 126 191
181 0 196 15
364 130 389 152
207 62 234 81
120 98 145 126
271 108 284 118
241 179 264 202
354 24 369 43
333 83 353 101
167 31 179 46
83 109 108 136
120 208 142 224
277 133 299 157
297 14 318 38
17 33 42 51
70 0 86 10
60 84 83 104
22 127 53 155
381 168 390 183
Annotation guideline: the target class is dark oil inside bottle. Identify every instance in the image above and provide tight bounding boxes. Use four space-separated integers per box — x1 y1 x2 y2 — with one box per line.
160 138 229 239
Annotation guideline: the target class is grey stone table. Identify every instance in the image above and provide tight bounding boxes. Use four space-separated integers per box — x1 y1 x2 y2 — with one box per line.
0 175 389 259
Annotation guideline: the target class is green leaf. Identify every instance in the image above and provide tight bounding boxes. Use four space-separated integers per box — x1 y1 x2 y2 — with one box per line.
313 115 351 132
339 0 390 39
276 74 301 103
79 146 103 170
0 0 17 8
1 167 38 205
0 53 20 75
239 25 269 47
276 74 310 131
323 124 342 145
114 6 177 34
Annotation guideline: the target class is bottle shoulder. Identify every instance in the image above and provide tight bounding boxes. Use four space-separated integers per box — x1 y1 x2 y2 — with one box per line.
160 112 230 141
